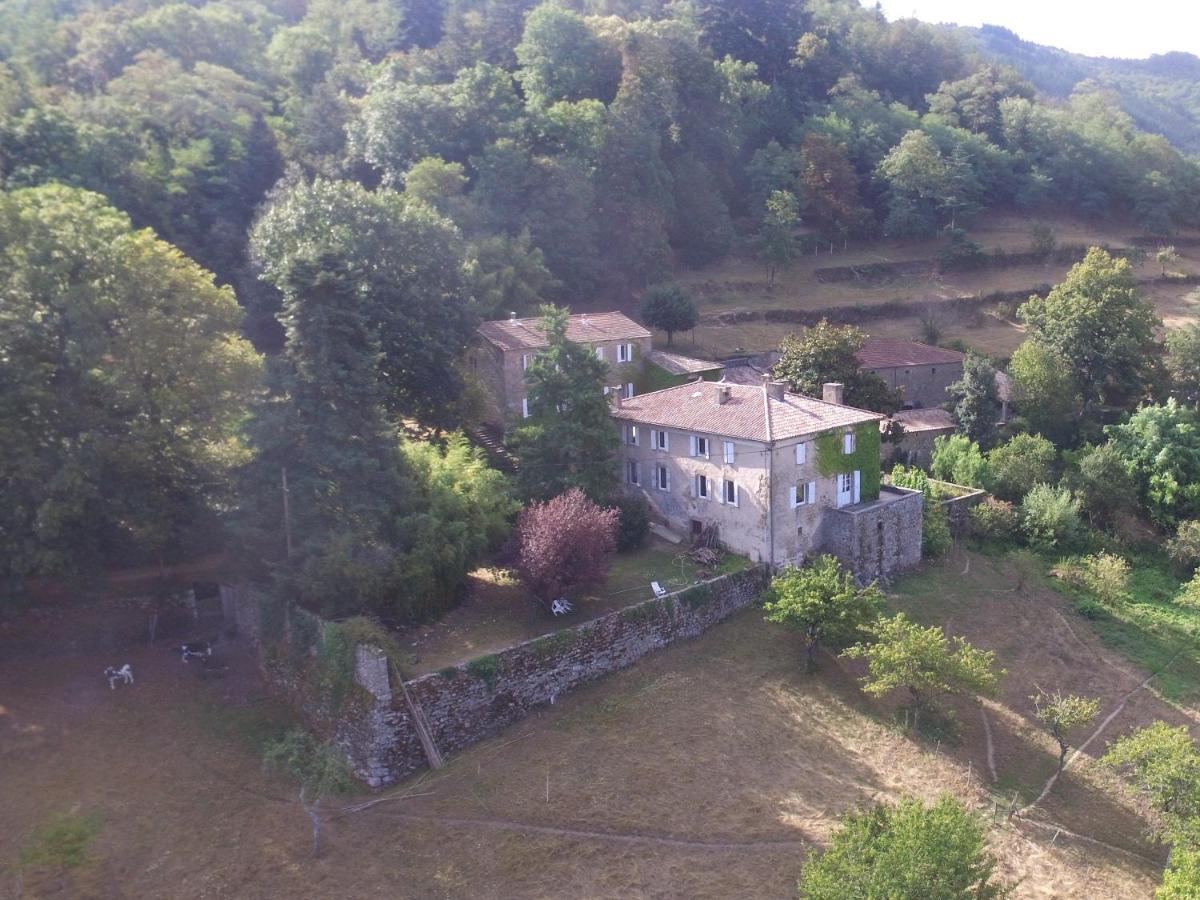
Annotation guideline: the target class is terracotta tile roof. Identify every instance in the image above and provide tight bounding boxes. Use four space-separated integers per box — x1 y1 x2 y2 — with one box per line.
611 380 881 443
719 362 771 386
647 349 722 376
478 311 651 352
857 340 965 369
893 407 956 432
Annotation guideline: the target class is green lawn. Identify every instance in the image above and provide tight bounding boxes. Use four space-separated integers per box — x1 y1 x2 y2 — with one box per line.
1075 560 1200 702
601 538 751 599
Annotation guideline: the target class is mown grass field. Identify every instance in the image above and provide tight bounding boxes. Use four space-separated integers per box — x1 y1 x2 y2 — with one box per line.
2 548 1185 898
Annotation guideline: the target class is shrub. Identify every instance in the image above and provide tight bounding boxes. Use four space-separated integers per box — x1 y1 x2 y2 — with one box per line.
1030 222 1057 258
1020 484 1083 551
931 434 990 489
517 488 619 602
1167 520 1200 572
1077 552 1130 605
1075 598 1105 619
20 812 103 874
968 498 1019 542
938 228 988 272
1069 443 1138 528
798 795 1009 899
923 502 953 558
987 433 1056 502
614 496 650 552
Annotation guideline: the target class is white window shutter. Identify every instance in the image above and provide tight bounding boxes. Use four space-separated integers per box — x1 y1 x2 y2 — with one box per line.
806 481 816 505
795 442 807 465
666 468 672 491
625 382 634 398
662 430 670 452
853 470 861 503
596 346 604 360
790 485 798 508
522 397 529 418
689 435 698 457
724 441 735 464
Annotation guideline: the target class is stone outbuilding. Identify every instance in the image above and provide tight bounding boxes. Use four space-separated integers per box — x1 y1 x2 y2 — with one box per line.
856 340 965 410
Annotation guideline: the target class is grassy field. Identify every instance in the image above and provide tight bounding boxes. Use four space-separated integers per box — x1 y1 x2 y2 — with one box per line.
401 538 750 674
1039 552 1200 704
628 212 1200 360
2 548 1185 898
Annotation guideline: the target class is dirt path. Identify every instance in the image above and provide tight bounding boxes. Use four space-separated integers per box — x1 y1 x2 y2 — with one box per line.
362 812 811 851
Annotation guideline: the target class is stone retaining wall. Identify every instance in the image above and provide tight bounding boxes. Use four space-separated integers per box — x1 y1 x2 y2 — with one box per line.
232 566 768 788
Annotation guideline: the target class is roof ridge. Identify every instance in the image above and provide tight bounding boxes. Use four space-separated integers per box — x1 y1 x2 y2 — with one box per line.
763 383 773 442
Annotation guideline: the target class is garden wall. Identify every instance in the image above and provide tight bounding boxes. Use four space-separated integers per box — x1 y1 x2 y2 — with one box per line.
228 566 769 788
929 480 988 532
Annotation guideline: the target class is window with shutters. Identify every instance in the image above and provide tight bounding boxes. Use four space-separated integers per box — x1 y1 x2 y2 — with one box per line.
795 441 808 464
695 473 710 500
722 479 738 506
691 435 709 458
655 464 669 491
626 425 639 446
843 432 855 454
723 441 736 464
626 460 639 485
618 343 632 363
652 429 669 451
625 383 634 398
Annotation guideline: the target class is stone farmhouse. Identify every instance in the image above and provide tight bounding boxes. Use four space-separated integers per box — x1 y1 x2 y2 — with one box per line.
472 311 924 580
473 311 653 427
472 311 718 431
611 379 923 579
856 340 965 410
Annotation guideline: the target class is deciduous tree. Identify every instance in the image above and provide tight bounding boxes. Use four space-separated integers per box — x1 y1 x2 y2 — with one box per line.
798 795 1009 900
986 433 1056 502
773 320 902 414
759 189 799 286
0 184 262 580
639 283 699 346
1019 248 1162 417
516 488 618 605
843 613 1003 729
762 555 884 671
1032 690 1100 778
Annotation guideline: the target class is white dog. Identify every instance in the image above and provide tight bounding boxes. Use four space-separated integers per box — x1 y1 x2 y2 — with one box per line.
104 664 133 689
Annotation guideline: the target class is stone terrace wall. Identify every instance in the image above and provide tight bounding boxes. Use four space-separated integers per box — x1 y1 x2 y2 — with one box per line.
225 567 768 787
929 481 988 533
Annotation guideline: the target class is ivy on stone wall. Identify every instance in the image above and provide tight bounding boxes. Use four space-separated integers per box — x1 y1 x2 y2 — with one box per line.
814 422 881 501
466 654 501 689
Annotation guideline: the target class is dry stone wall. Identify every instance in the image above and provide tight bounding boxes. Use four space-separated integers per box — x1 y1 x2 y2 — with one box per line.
230 567 767 788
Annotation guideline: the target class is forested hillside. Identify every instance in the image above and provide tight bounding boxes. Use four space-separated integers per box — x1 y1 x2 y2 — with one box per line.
3 0 1200 353
966 24 1200 155
5 0 1200 603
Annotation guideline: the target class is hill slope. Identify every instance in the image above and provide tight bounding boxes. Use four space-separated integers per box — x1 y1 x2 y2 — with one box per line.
964 24 1200 154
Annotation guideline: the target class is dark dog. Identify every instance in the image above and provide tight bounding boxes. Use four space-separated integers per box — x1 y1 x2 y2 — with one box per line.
180 639 215 663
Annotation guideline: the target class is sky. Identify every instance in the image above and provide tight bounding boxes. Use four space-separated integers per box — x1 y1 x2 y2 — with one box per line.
875 0 1200 59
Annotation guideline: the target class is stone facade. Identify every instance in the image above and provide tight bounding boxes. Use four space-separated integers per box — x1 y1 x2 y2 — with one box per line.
864 360 963 410
229 566 768 788
471 312 654 430
815 485 924 583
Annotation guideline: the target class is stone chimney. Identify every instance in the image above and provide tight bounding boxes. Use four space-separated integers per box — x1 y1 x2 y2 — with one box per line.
762 373 786 401
509 311 518 324
822 382 845 405
609 386 624 408
716 384 732 405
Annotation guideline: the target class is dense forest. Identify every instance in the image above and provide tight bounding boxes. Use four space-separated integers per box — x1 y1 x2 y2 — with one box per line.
4 0 1200 613
967 24 1200 155
3 0 1200 350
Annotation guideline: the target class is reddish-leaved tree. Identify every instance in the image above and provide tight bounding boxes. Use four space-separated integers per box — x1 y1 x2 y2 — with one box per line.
517 489 619 604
